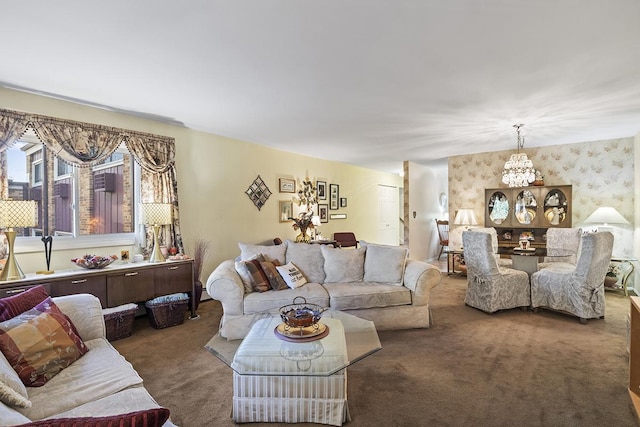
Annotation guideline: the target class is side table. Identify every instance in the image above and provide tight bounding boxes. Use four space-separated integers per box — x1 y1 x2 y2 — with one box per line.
605 258 636 296
444 249 465 275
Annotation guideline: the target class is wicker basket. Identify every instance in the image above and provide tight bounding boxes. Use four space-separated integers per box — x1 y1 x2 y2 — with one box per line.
103 303 138 341
145 299 188 329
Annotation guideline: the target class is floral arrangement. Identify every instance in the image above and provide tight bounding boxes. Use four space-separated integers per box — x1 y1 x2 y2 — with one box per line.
289 212 315 232
289 177 319 243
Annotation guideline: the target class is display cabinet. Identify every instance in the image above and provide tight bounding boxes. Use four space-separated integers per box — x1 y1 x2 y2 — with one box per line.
485 185 572 253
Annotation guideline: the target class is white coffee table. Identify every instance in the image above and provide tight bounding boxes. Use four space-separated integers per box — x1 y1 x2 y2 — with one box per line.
205 310 381 426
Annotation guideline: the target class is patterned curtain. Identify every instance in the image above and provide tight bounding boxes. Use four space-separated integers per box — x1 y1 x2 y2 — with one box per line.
124 133 183 254
0 108 181 251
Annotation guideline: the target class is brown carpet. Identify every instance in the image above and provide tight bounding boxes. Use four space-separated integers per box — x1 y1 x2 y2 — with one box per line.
113 275 638 427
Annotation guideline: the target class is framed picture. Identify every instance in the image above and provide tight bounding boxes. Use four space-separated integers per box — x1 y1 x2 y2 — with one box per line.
317 181 327 200
318 204 329 223
340 197 347 208
279 200 293 223
330 213 347 220
279 178 295 193
329 184 339 210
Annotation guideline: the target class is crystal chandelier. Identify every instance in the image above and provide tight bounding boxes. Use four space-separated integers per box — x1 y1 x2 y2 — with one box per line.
502 124 536 187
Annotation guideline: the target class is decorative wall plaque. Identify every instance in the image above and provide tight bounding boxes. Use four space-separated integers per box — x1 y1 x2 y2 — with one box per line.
245 175 271 210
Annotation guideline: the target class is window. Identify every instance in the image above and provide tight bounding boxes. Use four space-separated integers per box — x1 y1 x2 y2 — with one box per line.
5 130 136 241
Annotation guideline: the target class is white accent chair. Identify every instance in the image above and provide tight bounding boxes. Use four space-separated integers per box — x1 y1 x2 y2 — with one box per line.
462 230 530 313
531 231 614 324
538 227 582 269
472 227 511 267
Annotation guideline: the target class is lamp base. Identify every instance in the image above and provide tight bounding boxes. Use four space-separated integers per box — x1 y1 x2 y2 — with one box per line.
0 230 25 281
148 225 166 263
36 270 55 275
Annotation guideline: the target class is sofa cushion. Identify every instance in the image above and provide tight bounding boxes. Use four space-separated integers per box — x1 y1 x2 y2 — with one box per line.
0 400 31 425
276 262 307 289
21 407 170 427
260 261 288 291
239 242 286 265
244 259 271 293
243 283 329 314
20 338 144 421
0 350 30 408
323 282 412 310
235 254 265 293
284 240 326 284
0 285 49 322
320 245 365 283
362 242 408 285
0 298 89 387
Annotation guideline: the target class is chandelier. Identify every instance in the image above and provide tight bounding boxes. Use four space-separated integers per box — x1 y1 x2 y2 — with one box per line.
502 124 536 188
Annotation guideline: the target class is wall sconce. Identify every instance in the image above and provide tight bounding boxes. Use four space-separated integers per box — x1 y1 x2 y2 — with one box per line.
584 206 629 232
0 200 38 281
140 203 173 263
454 208 478 230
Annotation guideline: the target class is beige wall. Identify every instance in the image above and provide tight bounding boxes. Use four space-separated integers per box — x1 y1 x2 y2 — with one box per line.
448 138 635 257
1 87 401 281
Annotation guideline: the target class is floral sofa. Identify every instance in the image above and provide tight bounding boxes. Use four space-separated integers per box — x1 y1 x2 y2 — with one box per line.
206 240 442 339
0 288 174 426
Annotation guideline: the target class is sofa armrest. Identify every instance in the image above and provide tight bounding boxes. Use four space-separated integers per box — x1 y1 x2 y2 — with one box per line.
205 260 245 316
403 259 442 306
53 294 106 341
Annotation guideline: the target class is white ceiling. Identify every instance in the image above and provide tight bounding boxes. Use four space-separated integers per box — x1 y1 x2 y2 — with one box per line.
2 1 640 173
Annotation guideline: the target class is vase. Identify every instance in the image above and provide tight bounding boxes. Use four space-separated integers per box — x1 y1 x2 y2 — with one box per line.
295 227 311 243
189 280 203 311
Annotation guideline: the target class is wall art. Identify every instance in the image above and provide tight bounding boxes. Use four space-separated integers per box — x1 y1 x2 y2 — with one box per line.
279 178 295 193
245 175 271 210
318 204 329 223
329 184 339 210
317 181 327 200
279 200 293 222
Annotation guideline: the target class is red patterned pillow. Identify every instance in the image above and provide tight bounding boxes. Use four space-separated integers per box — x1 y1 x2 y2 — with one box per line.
17 407 171 427
0 297 89 387
0 286 49 321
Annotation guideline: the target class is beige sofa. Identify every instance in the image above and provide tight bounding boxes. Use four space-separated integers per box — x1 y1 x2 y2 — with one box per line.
206 240 442 339
0 293 175 426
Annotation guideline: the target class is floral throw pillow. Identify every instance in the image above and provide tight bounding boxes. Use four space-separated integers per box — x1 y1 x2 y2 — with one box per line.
0 297 89 387
0 285 49 322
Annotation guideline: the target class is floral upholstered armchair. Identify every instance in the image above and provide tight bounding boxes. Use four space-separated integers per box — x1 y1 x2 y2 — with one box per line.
462 230 530 313
531 231 614 324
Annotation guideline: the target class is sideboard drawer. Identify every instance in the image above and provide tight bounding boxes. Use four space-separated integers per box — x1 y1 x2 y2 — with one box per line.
0 283 52 299
49 276 107 307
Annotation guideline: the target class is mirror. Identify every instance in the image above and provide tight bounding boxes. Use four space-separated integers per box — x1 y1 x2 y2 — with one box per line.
514 190 537 225
487 191 509 224
543 189 567 226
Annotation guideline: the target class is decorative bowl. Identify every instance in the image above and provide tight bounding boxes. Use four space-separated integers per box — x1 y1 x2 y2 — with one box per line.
71 254 118 269
279 296 327 328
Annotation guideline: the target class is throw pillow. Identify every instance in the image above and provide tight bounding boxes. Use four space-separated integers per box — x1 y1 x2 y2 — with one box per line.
244 259 271 292
284 240 326 283
0 285 49 322
0 297 89 387
239 242 286 264
260 260 288 290
321 245 366 283
19 407 171 427
234 254 265 293
276 262 308 289
0 351 30 408
363 243 409 285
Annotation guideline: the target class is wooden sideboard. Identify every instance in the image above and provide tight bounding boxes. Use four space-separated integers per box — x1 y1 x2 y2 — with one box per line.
484 185 572 255
0 259 196 318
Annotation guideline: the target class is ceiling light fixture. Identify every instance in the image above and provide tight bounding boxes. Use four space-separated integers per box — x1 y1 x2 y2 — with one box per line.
502 123 536 188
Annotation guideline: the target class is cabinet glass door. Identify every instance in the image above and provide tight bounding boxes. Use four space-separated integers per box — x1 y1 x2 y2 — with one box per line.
542 188 568 226
487 190 510 226
514 189 538 225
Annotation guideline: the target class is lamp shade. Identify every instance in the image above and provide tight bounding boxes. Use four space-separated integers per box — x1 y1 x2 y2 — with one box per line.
454 209 478 226
584 207 629 225
140 203 173 225
0 200 38 228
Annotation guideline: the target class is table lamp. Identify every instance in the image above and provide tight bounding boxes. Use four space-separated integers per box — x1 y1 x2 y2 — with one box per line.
311 215 321 239
141 203 173 263
0 200 38 281
454 208 478 230
584 206 629 232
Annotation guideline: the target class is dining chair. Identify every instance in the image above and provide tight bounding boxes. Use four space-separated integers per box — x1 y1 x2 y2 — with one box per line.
435 219 449 259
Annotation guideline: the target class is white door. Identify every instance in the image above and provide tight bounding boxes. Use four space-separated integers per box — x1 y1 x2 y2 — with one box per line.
378 184 399 245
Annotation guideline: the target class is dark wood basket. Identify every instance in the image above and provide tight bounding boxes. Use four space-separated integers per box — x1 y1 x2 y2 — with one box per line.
104 306 137 341
145 299 188 329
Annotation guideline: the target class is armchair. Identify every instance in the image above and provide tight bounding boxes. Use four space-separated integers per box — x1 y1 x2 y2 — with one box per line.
531 231 614 324
462 230 530 313
333 232 359 248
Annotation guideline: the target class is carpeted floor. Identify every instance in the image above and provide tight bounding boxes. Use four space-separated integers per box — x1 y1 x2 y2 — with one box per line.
113 274 639 426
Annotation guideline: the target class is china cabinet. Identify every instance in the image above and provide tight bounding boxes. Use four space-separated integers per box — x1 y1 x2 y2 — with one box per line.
484 185 572 254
